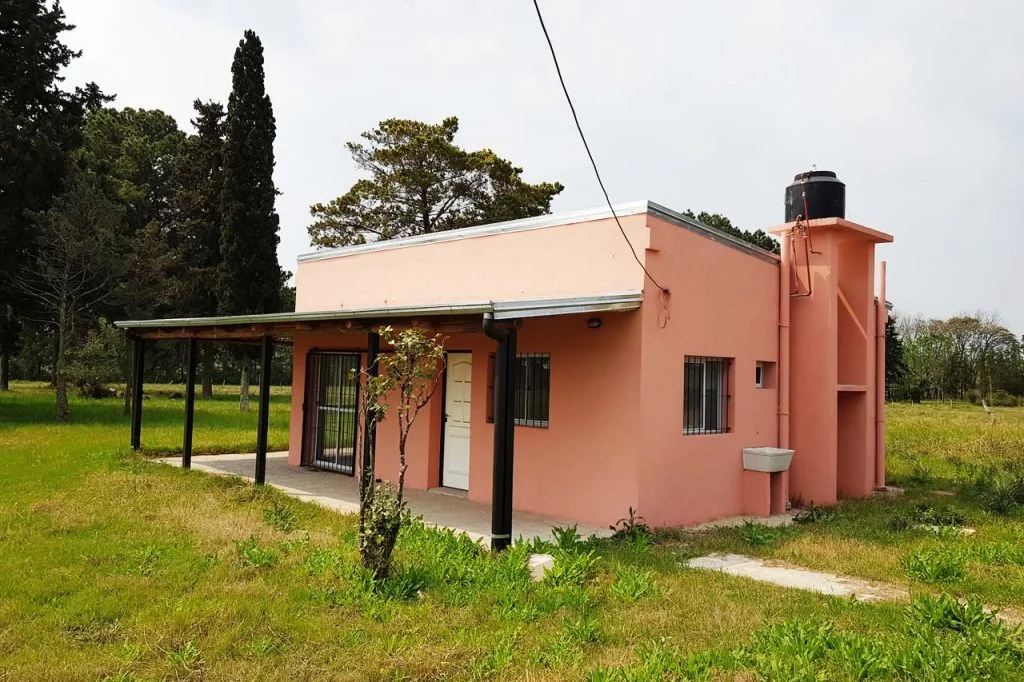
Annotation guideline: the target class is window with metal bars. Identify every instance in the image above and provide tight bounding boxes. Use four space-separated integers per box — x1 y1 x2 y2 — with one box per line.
486 353 551 427
683 356 731 434
515 353 550 427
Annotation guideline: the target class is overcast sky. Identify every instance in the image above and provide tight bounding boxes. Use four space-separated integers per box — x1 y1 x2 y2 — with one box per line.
61 1 1024 331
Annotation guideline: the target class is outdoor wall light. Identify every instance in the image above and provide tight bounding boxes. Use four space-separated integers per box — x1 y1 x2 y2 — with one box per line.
587 318 602 329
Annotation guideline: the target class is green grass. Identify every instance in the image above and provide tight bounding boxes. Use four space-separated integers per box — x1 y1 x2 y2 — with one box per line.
1 385 1023 680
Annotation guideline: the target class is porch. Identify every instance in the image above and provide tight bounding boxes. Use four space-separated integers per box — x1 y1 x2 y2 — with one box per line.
157 452 610 544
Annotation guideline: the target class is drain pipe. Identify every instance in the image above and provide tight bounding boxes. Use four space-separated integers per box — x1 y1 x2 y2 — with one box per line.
483 312 517 551
875 261 887 489
778 231 792 450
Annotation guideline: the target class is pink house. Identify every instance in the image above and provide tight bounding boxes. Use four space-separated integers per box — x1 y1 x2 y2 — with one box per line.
118 171 893 547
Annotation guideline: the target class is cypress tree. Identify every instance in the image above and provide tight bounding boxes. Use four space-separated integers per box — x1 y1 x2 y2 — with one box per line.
218 30 282 410
219 30 282 317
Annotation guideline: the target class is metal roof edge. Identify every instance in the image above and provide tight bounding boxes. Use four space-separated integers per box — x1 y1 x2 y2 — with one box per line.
113 291 645 330
296 201 652 263
646 201 781 265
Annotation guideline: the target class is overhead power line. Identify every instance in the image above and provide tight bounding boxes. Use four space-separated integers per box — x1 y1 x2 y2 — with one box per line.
530 0 669 294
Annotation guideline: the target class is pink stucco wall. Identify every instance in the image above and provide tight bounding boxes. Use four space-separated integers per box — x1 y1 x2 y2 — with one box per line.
284 207 891 529
288 312 642 527
635 215 781 527
294 214 649 312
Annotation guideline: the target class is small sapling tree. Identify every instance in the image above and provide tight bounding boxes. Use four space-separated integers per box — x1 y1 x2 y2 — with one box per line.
358 325 445 580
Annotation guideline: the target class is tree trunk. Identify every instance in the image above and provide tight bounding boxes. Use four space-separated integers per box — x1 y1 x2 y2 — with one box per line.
239 360 250 412
0 349 9 391
201 346 214 400
55 311 70 422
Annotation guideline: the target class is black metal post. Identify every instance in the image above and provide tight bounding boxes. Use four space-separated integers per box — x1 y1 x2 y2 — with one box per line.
182 338 198 469
130 337 145 450
483 314 517 551
254 336 274 485
362 331 379 474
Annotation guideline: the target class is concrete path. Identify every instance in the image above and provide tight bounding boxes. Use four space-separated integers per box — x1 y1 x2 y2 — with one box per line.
157 453 610 545
687 553 1023 624
687 553 907 602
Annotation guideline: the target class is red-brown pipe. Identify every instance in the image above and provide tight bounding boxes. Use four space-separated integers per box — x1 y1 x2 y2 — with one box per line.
875 261 887 489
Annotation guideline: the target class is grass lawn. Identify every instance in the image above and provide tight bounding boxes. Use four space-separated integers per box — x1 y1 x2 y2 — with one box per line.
1 384 1023 680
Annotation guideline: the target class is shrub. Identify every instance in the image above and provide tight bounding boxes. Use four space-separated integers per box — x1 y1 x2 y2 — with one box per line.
235 536 278 568
903 547 965 583
64 319 126 398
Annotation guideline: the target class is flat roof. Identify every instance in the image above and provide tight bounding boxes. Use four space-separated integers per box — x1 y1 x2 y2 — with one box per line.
297 200 780 265
114 291 644 341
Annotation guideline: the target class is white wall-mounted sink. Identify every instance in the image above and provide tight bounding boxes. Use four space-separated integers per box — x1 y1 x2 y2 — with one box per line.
742 447 795 473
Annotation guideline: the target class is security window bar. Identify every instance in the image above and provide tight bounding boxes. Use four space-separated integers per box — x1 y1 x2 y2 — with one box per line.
514 353 550 428
684 356 731 434
307 351 360 474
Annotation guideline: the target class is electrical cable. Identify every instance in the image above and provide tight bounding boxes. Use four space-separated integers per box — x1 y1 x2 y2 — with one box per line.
531 0 670 295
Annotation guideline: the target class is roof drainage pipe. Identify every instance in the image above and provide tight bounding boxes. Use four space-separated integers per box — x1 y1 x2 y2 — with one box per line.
875 262 887 489
483 312 517 551
777 230 792 511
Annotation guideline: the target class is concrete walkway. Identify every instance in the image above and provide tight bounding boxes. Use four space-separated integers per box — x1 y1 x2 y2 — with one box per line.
687 553 907 602
157 453 610 545
687 553 1023 624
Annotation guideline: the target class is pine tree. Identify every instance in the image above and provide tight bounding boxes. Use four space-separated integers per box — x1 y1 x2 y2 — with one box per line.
218 30 283 410
0 0 106 390
173 100 226 399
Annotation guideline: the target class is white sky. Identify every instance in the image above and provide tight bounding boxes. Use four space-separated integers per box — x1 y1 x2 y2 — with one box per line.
61 1 1024 331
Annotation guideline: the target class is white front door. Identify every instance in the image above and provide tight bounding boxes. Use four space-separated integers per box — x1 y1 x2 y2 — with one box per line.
442 353 472 490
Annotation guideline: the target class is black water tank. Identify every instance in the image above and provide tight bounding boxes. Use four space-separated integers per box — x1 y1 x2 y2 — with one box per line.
785 170 845 222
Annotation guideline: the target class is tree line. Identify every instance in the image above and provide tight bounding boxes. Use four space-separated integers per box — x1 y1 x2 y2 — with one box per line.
1 2 284 419
887 313 1024 405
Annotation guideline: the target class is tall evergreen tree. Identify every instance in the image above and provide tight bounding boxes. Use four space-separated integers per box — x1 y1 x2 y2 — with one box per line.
0 0 106 390
219 30 282 316
173 100 226 398
219 30 282 410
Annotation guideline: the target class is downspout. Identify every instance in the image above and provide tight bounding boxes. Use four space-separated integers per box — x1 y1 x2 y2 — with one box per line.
875 261 887 489
483 312 517 551
778 231 791 450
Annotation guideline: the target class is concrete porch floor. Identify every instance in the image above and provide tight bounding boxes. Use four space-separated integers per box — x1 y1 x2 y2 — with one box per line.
157 452 610 545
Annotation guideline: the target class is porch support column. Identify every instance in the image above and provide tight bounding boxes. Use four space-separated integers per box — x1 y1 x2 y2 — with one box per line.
255 336 274 485
130 337 145 450
362 331 379 474
483 313 517 552
182 338 198 469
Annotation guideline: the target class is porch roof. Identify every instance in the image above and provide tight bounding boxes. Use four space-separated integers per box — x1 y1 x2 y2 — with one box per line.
113 290 644 341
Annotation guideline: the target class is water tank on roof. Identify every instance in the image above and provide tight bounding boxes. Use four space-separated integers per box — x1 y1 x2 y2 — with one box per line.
785 170 845 222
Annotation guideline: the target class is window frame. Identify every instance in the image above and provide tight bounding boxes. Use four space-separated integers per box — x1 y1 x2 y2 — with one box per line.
486 352 551 428
755 362 765 389
683 356 731 435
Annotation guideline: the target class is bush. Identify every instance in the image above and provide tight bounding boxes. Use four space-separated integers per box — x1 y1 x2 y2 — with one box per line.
63 319 126 398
